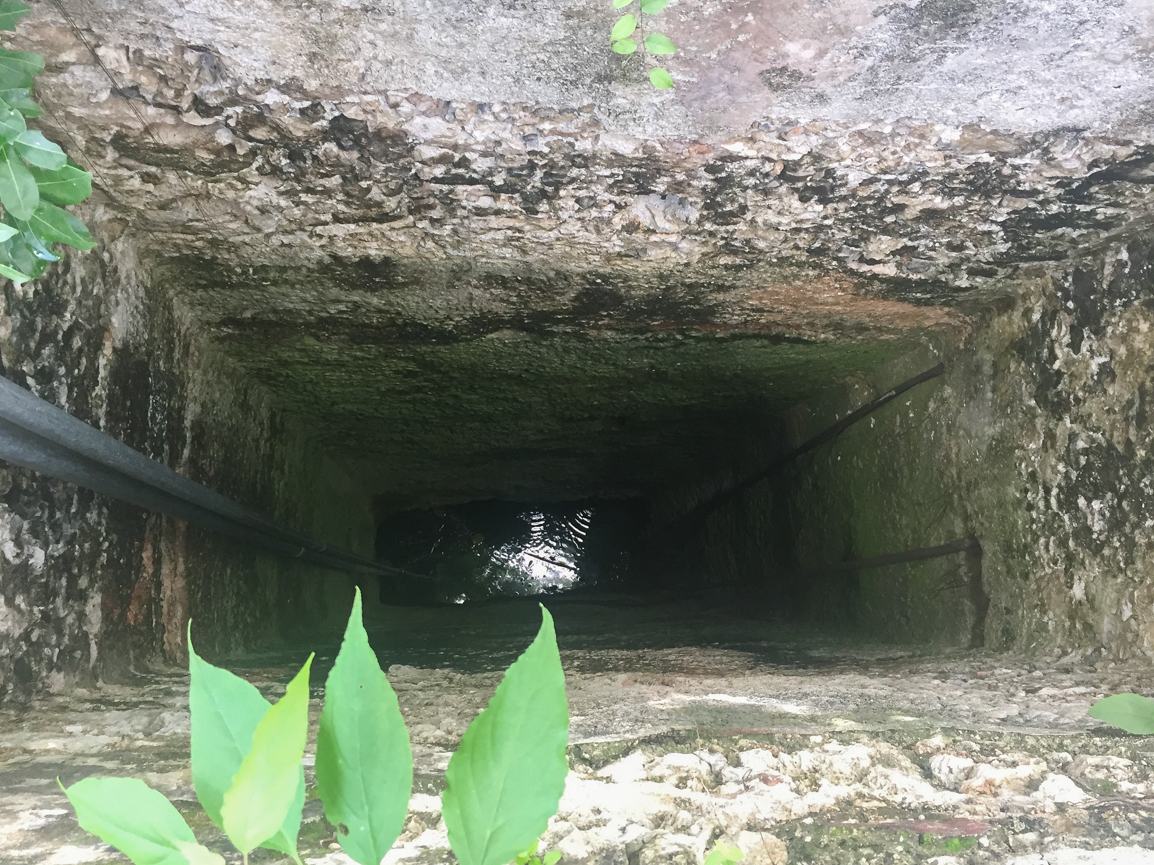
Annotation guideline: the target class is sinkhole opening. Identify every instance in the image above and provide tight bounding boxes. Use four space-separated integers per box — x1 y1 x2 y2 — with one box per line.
351 353 983 650
374 498 649 604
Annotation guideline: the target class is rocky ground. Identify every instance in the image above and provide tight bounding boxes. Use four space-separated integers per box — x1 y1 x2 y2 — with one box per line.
5 598 1154 865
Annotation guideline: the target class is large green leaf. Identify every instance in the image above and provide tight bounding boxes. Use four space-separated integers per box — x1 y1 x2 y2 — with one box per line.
0 98 25 142
442 605 569 865
27 201 95 250
187 625 305 860
640 0 669 12
0 260 31 282
14 129 66 169
0 48 42 90
611 39 637 54
29 161 92 205
1 231 45 277
649 67 674 89
1089 693 1154 734
644 34 676 54
221 654 314 854
0 143 36 218
0 88 40 117
0 2 30 32
21 227 59 261
61 777 225 865
609 14 636 41
316 588 413 865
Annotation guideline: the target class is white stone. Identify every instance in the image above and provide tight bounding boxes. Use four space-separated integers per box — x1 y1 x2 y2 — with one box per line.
738 748 781 775
734 831 788 865
598 751 649 784
1007 846 1154 864
929 754 976 790
648 752 716 787
822 743 873 784
555 825 629 865
1035 773 1090 804
1068 754 1136 783
638 832 707 865
961 762 1045 796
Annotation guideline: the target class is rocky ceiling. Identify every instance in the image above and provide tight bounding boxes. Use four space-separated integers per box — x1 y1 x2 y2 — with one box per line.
11 0 1154 502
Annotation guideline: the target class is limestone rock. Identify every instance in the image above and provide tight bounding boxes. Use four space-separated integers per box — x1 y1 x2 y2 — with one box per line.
734 830 788 865
929 754 976 791
1034 773 1090 805
638 832 707 865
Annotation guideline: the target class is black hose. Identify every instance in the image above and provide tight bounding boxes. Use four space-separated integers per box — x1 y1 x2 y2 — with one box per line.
0 376 429 580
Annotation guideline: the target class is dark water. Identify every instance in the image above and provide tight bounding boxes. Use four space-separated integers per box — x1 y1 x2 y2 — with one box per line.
223 593 921 688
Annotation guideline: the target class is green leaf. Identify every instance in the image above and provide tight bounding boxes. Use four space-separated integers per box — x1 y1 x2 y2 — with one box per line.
61 777 225 865
221 654 314 854
1089 693 1154 734
609 14 636 41
640 0 669 12
21 228 59 260
3 232 46 276
704 842 745 865
29 161 92 205
316 587 413 865
0 259 31 282
543 852 562 865
442 605 569 865
0 2 30 32
188 625 305 859
612 0 633 7
649 67 674 89
14 130 66 169
0 88 41 117
0 143 36 218
0 48 42 90
645 34 676 54
0 98 24 142
27 201 95 250
611 39 637 54
0 221 17 241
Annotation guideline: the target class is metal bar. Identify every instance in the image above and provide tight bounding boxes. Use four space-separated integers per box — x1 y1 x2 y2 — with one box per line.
0 376 430 580
801 536 980 574
674 363 946 533
801 535 988 649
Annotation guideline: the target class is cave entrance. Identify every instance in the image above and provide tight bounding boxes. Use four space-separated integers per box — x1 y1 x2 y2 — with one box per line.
374 498 648 604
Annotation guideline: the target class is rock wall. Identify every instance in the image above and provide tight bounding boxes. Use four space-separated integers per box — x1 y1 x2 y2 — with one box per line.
0 238 374 704
782 235 1154 656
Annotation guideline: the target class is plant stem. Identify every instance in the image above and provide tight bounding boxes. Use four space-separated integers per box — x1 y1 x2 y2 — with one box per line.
243 854 248 865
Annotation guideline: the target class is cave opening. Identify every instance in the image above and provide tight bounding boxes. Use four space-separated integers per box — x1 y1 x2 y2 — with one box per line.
350 342 975 650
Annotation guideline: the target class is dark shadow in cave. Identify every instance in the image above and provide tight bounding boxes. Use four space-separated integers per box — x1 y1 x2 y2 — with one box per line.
375 498 649 605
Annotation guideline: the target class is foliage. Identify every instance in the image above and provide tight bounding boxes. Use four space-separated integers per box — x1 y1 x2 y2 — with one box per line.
60 777 224 865
315 588 413 865
515 839 563 865
609 0 676 89
1089 692 1154 734
442 605 569 865
703 841 745 865
188 627 306 860
0 1 95 284
61 591 571 865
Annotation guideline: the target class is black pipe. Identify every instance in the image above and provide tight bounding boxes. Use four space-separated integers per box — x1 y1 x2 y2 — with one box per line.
800 536 980 573
799 536 987 649
0 376 429 580
672 362 946 535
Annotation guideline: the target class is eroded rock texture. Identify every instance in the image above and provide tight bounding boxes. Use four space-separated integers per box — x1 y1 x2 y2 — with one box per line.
2 0 1154 699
